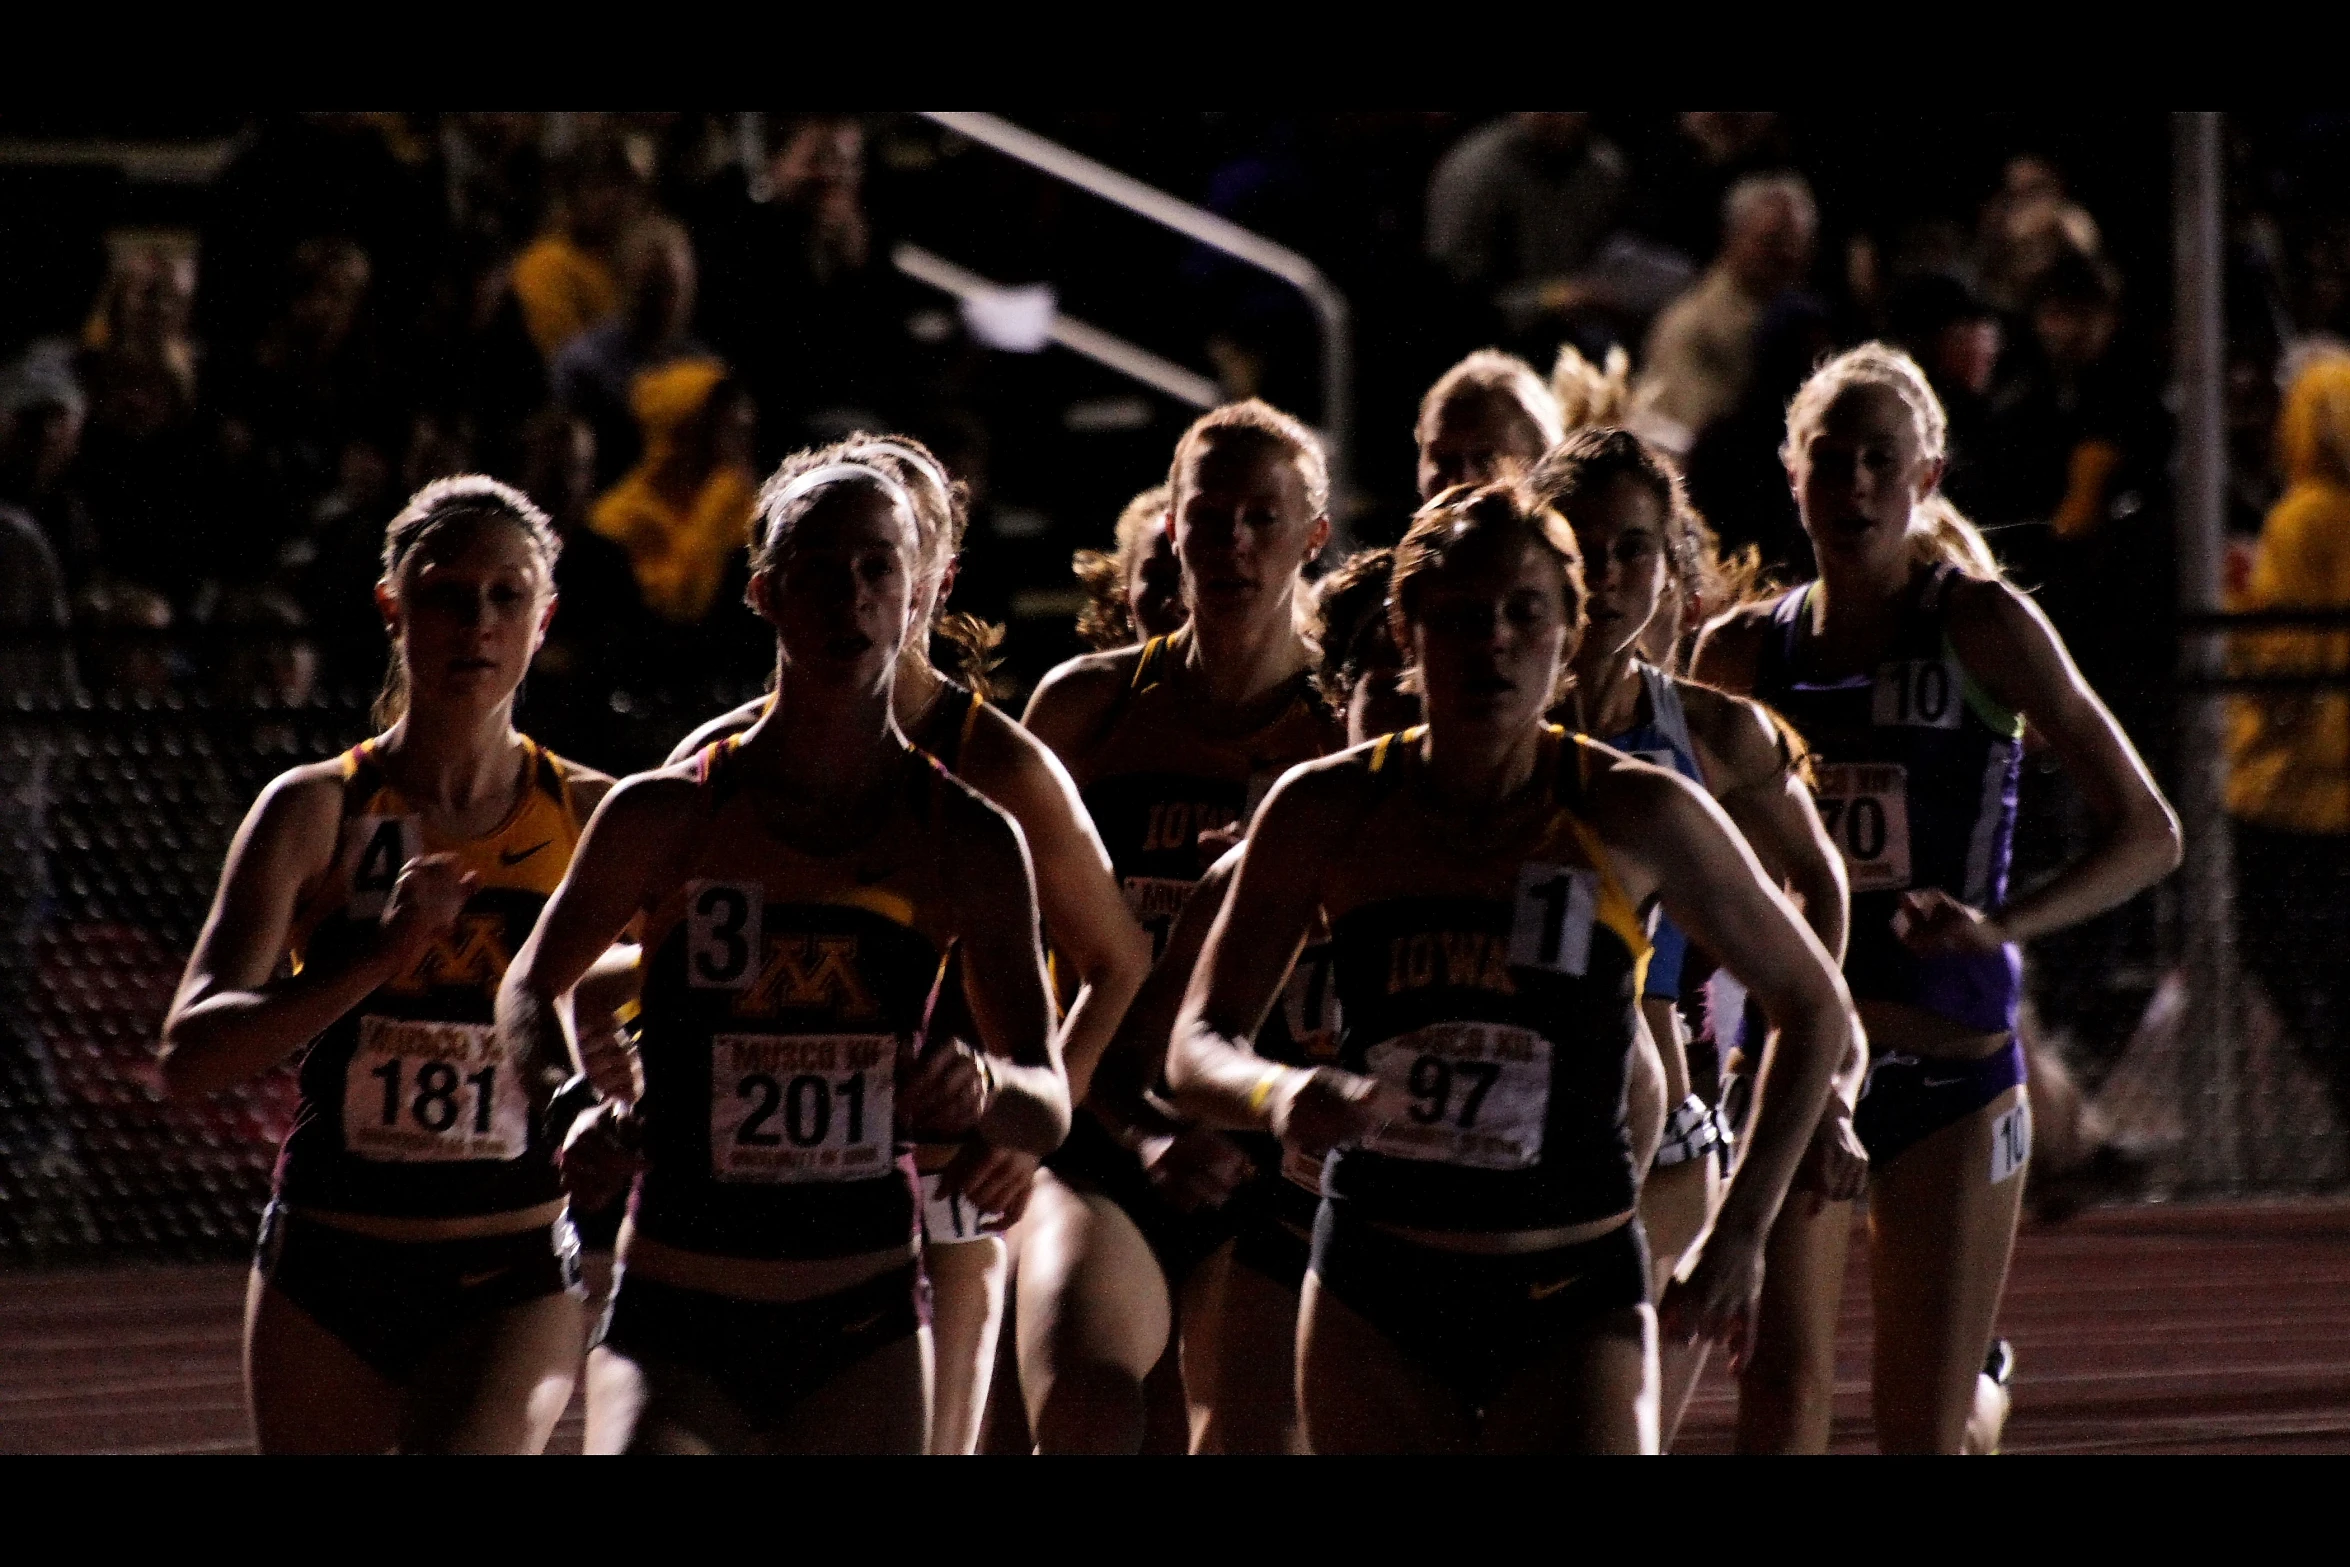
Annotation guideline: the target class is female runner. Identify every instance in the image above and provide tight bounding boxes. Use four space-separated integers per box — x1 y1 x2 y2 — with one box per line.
1019 399 1343 1452
160 476 605 1453
1531 427 1861 1447
1695 344 2181 1453
1073 483 1188 650
1415 350 1563 500
500 458 1070 1453
1171 480 1856 1453
1114 549 1412 1452
665 433 1150 1455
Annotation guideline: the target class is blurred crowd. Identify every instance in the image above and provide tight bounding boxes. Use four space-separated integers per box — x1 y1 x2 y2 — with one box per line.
1 112 2348 780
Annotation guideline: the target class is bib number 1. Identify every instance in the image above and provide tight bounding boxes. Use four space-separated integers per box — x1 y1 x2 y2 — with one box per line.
1509 863 1597 975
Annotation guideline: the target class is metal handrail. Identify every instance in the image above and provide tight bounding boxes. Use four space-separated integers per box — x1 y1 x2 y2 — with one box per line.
891 244 1221 410
920 111 1355 515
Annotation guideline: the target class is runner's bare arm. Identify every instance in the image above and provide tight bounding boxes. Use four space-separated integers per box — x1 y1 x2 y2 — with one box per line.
1937 578 2181 946
498 772 698 1107
942 789 1071 1155
1595 762 1857 1345
160 766 458 1098
1694 685 1850 963
967 708 1152 1102
1019 647 1139 767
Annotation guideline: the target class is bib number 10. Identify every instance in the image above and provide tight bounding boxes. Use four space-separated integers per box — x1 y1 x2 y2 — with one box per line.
1873 659 1963 730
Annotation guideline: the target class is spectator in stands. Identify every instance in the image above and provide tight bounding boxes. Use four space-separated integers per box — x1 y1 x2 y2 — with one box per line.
73 242 210 603
1979 251 2161 601
0 342 96 589
1888 274 2004 516
553 216 707 486
511 140 645 361
510 407 646 762
1635 112 1800 263
1974 155 2103 318
1640 173 1819 451
589 359 757 625
1425 113 1634 338
695 113 900 445
1681 292 1837 579
0 508 75 1221
216 237 387 537
2229 353 2350 1135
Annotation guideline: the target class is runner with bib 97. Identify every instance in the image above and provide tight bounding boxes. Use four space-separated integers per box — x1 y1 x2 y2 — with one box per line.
499 458 1069 1453
1171 480 1857 1453
1694 344 2181 1453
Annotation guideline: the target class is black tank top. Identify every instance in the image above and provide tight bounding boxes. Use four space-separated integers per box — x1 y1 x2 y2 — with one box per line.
276 739 584 1218
629 737 958 1260
1322 729 1650 1232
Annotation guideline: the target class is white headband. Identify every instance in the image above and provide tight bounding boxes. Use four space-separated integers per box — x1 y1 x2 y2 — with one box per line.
764 461 915 549
857 440 951 502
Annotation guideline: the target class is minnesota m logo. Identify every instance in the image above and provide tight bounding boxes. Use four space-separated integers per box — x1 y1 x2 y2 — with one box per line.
736 935 875 1020
391 913 512 994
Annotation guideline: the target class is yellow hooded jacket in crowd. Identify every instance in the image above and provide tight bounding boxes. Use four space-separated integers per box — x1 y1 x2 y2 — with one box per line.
2230 355 2350 835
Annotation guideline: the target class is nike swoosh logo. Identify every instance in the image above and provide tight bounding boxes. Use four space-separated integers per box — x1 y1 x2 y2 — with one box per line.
1528 1273 1582 1301
499 840 553 866
842 1309 887 1335
1919 1074 1968 1089
457 1265 511 1289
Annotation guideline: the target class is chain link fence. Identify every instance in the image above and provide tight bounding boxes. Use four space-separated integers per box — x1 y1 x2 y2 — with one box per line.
2 621 2345 1267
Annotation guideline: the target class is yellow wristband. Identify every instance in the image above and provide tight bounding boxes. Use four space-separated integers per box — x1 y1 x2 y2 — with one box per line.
1246 1065 1291 1117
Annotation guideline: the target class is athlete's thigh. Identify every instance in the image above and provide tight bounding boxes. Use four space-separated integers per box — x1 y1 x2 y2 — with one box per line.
401 1289 587 1455
583 1343 772 1454
769 1328 931 1455
1868 1084 2027 1454
1637 1157 1717 1295
926 1236 1008 1456
1479 1306 1657 1455
1179 1240 1304 1454
1015 1172 1171 1384
1296 1269 1467 1455
1736 1193 1854 1454
244 1271 401 1455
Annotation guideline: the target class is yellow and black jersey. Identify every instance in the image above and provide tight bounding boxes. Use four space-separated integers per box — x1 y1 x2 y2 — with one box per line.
277 737 589 1218
1078 634 1336 954
631 735 960 1262
1322 727 1651 1233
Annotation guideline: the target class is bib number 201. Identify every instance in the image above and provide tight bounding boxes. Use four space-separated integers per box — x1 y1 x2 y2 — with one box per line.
710 1034 893 1183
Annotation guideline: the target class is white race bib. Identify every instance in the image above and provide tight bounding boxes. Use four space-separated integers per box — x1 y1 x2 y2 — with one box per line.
1361 1022 1553 1169
344 815 423 920
1278 942 1342 1062
1990 1096 2032 1185
1873 659 1963 730
919 1169 1003 1244
1280 1144 1328 1196
1121 875 1194 953
1508 862 1598 975
709 1033 895 1183
344 1017 529 1163
1814 762 1913 892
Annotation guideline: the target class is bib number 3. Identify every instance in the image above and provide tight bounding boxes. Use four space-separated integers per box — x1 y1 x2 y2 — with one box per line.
710 1034 894 1183
1813 763 1913 892
1362 1022 1552 1169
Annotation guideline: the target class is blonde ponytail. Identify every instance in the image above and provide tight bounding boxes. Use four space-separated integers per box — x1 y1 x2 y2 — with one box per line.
1910 494 2002 580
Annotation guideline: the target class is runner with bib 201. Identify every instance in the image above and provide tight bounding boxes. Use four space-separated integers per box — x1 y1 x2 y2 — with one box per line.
499 457 1068 1453
1695 344 2181 1454
1172 480 1856 1453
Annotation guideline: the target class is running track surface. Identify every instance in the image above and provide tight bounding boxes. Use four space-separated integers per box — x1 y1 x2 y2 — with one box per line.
6 1200 2348 1454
